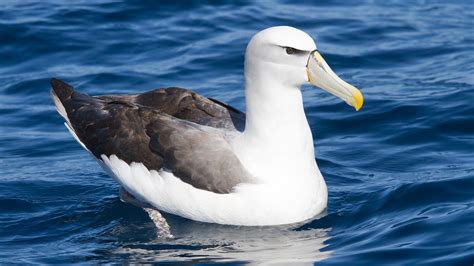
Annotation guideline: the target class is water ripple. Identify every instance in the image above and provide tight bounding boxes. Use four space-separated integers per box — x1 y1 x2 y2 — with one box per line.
0 1 473 264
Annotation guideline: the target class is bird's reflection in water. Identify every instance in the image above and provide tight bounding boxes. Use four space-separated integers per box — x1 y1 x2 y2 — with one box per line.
107 213 332 264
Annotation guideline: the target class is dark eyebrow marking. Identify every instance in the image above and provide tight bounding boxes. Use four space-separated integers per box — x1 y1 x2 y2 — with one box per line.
281 46 308 55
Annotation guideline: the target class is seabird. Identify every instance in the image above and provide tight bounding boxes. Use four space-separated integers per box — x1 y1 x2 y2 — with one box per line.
51 26 363 226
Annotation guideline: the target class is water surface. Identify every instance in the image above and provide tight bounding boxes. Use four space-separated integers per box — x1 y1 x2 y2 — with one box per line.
0 1 473 264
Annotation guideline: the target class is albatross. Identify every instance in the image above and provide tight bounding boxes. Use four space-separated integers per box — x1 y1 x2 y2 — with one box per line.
51 26 363 226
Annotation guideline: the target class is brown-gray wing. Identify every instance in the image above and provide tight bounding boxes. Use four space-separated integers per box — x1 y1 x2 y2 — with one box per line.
51 79 164 171
146 114 251 194
98 88 246 132
51 78 249 194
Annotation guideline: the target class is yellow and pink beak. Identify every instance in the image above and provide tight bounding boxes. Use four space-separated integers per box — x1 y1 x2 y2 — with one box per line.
306 50 364 111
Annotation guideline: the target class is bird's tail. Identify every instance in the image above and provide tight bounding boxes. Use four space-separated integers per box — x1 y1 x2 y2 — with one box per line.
50 78 74 122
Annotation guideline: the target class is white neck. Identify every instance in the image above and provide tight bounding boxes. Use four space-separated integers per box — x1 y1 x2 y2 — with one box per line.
244 79 312 152
232 60 318 180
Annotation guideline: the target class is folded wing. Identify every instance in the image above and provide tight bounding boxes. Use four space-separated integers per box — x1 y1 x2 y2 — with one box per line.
51 78 250 194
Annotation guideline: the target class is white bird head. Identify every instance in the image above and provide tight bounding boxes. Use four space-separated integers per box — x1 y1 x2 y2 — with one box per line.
245 26 363 111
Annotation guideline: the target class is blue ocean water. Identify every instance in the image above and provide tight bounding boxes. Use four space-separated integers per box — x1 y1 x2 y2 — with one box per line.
0 0 473 264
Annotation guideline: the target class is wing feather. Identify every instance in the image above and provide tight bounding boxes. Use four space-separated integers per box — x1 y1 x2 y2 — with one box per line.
51 78 249 194
146 114 251 193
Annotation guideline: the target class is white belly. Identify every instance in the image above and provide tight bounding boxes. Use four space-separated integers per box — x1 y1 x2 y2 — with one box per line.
100 154 327 226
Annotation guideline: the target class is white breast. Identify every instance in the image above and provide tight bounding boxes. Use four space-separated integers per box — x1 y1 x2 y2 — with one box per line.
99 154 327 226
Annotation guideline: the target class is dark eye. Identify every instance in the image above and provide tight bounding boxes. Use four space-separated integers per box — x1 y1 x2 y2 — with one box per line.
285 47 295 55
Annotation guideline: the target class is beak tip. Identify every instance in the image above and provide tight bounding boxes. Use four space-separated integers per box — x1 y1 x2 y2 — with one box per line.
352 88 364 111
